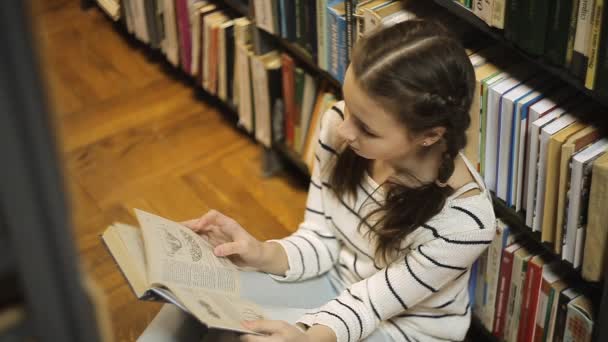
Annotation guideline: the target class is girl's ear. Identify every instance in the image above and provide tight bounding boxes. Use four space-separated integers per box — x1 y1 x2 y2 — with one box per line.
418 126 446 147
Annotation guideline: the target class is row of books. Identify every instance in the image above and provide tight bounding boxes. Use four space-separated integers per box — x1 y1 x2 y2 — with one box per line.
464 44 608 282
456 0 608 92
253 0 438 83
113 0 342 171
470 220 595 342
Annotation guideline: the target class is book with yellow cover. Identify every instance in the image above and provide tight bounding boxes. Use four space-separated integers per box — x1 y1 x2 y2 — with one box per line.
540 121 586 253
582 152 608 281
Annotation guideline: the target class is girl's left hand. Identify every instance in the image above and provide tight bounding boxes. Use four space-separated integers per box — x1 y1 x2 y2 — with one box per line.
240 320 310 342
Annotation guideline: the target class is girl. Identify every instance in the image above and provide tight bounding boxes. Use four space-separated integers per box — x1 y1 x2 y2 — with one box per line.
155 19 496 342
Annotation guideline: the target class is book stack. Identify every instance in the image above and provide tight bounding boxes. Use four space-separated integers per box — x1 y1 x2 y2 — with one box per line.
470 220 596 342
465 44 608 275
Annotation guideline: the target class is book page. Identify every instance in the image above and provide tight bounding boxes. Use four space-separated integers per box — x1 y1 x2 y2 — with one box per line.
168 286 266 335
135 209 240 296
114 223 148 280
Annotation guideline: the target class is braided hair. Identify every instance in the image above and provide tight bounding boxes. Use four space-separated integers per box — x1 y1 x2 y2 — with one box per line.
329 20 475 263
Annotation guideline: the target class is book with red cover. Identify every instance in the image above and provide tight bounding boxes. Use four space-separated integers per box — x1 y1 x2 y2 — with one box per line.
281 53 296 147
518 254 550 342
493 242 522 338
175 0 192 74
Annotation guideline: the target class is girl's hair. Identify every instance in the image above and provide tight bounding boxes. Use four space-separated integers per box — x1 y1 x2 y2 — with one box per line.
329 19 476 263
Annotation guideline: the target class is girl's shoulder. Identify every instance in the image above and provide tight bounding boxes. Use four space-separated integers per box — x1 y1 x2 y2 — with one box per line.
316 100 347 162
403 193 497 248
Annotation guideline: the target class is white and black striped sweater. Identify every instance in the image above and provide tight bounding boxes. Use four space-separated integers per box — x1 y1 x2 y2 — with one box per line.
270 101 497 342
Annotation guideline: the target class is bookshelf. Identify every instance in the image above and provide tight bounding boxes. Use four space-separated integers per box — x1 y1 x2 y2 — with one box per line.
221 0 343 90
432 0 608 111
89 0 608 341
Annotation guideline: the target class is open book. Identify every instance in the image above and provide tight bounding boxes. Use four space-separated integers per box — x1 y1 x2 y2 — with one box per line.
101 209 267 335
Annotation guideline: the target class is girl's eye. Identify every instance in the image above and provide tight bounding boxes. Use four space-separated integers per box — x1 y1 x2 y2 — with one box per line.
357 123 378 137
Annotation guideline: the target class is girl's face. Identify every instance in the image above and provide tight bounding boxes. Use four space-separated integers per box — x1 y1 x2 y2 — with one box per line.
338 67 421 163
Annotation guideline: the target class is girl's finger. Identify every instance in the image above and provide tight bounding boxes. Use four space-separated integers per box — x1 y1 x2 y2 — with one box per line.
214 241 246 257
180 219 200 230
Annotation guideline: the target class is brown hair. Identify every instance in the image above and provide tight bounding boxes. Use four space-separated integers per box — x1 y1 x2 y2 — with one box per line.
329 20 475 263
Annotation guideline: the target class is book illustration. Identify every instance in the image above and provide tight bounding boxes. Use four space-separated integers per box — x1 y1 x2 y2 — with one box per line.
240 307 264 322
180 230 203 262
161 228 183 257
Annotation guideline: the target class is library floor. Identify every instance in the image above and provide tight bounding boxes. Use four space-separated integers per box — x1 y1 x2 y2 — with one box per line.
31 1 307 340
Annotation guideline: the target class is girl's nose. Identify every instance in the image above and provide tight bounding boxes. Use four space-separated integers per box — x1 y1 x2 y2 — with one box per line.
337 120 357 143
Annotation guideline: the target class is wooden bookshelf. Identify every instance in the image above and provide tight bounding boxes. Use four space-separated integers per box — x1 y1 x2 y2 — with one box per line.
432 0 608 109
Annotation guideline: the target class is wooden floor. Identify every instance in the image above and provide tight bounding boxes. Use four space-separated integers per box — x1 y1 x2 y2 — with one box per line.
30 1 308 340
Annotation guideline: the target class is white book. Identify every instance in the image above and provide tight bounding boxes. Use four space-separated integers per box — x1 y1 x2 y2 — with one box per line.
253 0 276 34
251 52 278 148
512 83 555 210
525 107 569 227
522 87 576 212
563 139 608 262
496 76 550 201
573 0 595 72
298 74 318 153
189 2 211 76
162 0 180 67
132 0 150 43
484 67 535 191
533 114 579 232
514 83 561 211
236 44 254 133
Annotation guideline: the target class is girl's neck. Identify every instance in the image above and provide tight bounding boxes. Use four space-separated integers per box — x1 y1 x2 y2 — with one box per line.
373 143 445 186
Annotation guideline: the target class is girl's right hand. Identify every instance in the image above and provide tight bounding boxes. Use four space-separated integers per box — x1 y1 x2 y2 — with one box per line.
182 210 265 269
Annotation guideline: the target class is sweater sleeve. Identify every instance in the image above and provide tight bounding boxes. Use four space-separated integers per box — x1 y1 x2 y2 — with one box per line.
267 161 341 282
267 102 345 282
296 226 496 342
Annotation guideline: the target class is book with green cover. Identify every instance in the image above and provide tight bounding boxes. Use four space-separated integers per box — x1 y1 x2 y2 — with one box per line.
545 0 576 65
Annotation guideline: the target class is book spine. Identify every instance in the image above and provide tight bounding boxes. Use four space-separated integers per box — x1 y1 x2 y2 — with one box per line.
582 156 608 281
175 0 191 73
571 0 594 78
545 0 575 65
533 278 551 342
566 0 581 66
493 246 516 338
492 0 507 28
295 0 303 46
524 261 544 342
345 0 354 64
317 0 327 69
304 1 318 57
281 54 296 147
585 0 604 89
504 0 522 42
517 258 534 342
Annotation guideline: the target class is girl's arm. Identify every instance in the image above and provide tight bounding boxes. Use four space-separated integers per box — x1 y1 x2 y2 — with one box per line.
296 225 496 342
256 241 289 275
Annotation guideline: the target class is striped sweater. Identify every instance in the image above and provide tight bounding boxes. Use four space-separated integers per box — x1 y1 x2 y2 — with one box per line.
270 101 497 342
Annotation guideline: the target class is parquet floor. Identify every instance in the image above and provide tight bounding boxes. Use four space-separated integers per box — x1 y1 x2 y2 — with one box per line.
30 1 308 340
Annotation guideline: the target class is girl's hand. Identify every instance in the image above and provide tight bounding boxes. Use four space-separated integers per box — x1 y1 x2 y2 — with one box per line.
182 210 264 269
240 320 310 342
